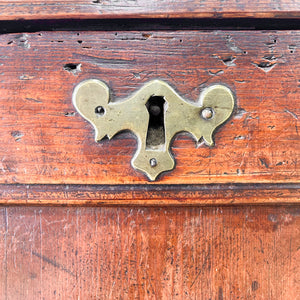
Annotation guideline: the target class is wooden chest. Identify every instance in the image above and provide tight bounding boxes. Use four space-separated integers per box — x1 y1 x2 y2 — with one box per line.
0 1 299 298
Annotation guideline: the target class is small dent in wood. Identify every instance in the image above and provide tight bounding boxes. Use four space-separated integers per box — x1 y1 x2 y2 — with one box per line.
213 54 236 67
234 108 247 119
268 214 278 222
234 135 246 140
63 63 81 75
222 55 236 66
208 70 224 76
11 131 24 142
142 33 152 39
252 281 259 291
259 157 269 168
19 74 34 80
288 45 296 54
265 38 277 48
225 35 243 53
252 61 277 72
16 34 30 49
64 112 76 117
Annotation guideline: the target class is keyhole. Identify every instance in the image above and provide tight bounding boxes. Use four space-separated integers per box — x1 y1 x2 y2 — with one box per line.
146 96 166 149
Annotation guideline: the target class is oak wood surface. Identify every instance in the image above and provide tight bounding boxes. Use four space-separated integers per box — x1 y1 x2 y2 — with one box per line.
0 0 299 21
0 205 299 299
0 30 299 185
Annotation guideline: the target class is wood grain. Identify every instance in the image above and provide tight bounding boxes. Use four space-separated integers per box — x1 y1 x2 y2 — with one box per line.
0 205 299 299
0 0 299 20
0 183 299 205
0 31 299 185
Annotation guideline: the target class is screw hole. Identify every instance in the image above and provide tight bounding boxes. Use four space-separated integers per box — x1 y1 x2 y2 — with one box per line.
95 106 105 116
149 158 157 167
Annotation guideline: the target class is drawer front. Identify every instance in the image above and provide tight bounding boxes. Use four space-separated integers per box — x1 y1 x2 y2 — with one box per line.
0 31 299 186
0 8 299 300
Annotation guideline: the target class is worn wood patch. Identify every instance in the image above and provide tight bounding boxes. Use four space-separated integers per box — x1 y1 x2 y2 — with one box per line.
0 206 299 298
0 0 299 20
0 31 299 184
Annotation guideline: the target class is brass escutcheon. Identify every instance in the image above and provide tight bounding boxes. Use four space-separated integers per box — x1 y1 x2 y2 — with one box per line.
73 79 234 180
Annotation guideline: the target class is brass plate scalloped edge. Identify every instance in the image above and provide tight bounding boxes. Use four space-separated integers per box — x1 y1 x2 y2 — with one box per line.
73 79 235 180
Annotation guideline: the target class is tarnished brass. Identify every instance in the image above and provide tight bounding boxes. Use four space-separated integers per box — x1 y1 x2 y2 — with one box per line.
73 79 234 180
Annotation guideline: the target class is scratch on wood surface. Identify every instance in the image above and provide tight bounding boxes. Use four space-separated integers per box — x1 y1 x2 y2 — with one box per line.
31 250 76 277
25 97 42 103
190 244 211 288
284 109 298 120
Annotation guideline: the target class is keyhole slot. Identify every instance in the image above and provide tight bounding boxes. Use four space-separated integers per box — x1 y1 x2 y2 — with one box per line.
146 96 166 149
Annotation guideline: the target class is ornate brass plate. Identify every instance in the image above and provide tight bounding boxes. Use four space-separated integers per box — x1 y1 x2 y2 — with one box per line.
73 79 234 180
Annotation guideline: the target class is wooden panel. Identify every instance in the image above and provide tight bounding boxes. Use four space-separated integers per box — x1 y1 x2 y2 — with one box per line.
0 205 299 299
0 0 299 20
0 183 299 205
0 31 299 185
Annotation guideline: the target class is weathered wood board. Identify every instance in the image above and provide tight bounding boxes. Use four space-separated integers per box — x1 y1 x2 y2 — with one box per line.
0 0 299 20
